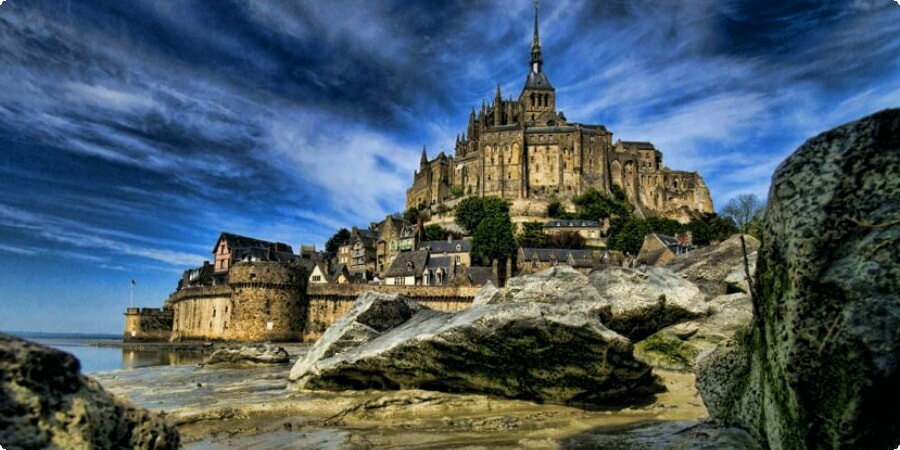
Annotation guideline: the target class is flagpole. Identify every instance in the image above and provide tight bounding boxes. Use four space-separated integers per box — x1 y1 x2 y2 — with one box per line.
130 280 134 307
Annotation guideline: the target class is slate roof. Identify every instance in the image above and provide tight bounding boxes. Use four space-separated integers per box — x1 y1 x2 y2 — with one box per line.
215 232 293 255
420 239 471 253
426 256 454 270
544 220 600 228
654 234 681 248
520 248 595 267
621 141 658 151
467 267 497 286
524 71 554 90
385 250 429 278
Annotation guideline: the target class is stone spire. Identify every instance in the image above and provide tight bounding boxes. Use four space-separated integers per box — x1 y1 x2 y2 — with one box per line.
420 145 428 167
530 0 543 74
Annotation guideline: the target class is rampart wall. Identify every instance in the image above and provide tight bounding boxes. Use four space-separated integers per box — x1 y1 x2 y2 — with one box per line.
123 307 173 342
139 266 477 342
167 262 308 342
304 284 478 341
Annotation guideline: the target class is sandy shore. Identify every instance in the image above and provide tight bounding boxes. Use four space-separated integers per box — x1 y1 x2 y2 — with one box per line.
94 356 711 449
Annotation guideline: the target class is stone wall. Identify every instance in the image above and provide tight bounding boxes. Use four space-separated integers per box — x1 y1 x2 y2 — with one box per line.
167 261 308 342
169 286 232 341
304 284 478 341
123 307 173 342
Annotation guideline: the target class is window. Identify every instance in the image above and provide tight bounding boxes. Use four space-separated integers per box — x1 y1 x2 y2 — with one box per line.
406 261 414 272
455 244 462 252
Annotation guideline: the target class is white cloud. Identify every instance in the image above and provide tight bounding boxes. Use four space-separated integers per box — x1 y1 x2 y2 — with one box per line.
64 82 158 111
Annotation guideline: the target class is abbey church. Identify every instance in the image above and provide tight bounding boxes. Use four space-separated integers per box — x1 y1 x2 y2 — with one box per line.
407 2 713 222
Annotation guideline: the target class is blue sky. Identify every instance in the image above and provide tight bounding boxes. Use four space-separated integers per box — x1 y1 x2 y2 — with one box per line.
1 0 898 333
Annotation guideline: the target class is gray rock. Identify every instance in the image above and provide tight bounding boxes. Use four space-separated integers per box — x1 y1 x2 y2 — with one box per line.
668 235 760 296
290 291 430 380
505 265 605 304
563 421 763 450
471 281 504 306
589 266 708 341
635 293 752 371
697 109 900 449
723 252 757 294
0 333 179 449
291 278 663 407
202 344 290 366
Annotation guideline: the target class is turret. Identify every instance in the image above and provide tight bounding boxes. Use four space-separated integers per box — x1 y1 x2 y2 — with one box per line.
494 83 502 126
530 0 543 74
520 0 555 125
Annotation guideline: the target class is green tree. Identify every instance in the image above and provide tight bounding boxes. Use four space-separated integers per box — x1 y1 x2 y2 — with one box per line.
546 199 564 218
404 207 419 223
455 197 485 234
517 222 548 248
455 196 509 234
607 218 652 255
571 188 633 222
325 228 351 254
424 224 451 241
472 216 518 265
645 217 684 237
547 231 585 249
686 213 739 245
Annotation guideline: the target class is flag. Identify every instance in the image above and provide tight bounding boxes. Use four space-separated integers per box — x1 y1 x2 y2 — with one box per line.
131 279 136 287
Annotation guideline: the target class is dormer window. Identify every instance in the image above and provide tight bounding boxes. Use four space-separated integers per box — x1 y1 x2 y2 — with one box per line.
455 244 462 252
406 261 414 272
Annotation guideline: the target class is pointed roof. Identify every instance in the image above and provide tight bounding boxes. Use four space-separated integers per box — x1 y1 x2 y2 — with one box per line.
530 0 543 72
523 0 553 91
420 145 428 166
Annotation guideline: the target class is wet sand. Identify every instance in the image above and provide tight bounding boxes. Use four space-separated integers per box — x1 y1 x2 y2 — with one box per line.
94 352 708 449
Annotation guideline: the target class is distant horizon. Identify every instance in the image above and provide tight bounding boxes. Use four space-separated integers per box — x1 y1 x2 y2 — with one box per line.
1 0 898 333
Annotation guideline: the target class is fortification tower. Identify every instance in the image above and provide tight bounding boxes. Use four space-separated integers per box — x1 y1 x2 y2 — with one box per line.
226 261 309 341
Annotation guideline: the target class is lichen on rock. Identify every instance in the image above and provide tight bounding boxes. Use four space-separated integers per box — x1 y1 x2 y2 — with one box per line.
697 108 900 449
0 333 179 450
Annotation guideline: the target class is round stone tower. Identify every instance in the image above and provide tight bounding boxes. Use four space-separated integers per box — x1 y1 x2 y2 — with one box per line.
224 261 309 342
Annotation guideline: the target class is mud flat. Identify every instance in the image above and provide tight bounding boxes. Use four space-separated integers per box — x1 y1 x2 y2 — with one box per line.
94 356 708 449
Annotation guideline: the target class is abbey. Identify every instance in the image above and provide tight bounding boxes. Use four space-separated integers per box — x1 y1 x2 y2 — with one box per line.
407 3 713 222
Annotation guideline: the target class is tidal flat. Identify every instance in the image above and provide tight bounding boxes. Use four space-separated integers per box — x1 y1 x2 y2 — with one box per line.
94 347 709 449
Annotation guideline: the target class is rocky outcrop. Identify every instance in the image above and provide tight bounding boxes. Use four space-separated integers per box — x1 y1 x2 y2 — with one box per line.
589 266 708 341
201 344 290 366
667 234 760 296
0 333 179 449
291 271 664 407
697 109 900 449
635 293 752 371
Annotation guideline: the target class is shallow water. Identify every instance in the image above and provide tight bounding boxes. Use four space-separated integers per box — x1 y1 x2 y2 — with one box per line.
10 334 204 373
93 356 710 449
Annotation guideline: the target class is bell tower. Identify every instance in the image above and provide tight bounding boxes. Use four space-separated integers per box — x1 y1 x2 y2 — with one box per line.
520 0 555 126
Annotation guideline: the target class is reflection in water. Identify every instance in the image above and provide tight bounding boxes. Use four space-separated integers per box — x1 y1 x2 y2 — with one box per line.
122 348 204 370
32 338 205 374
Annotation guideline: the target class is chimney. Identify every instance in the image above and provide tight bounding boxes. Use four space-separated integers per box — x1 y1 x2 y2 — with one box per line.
491 259 498 279
505 258 512 287
447 234 452 243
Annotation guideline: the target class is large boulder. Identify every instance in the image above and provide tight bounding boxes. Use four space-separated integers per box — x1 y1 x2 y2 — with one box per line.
201 344 290 366
635 293 752 371
667 235 760 296
589 266 708 341
291 274 664 407
504 265 604 304
0 333 179 449
697 109 900 449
